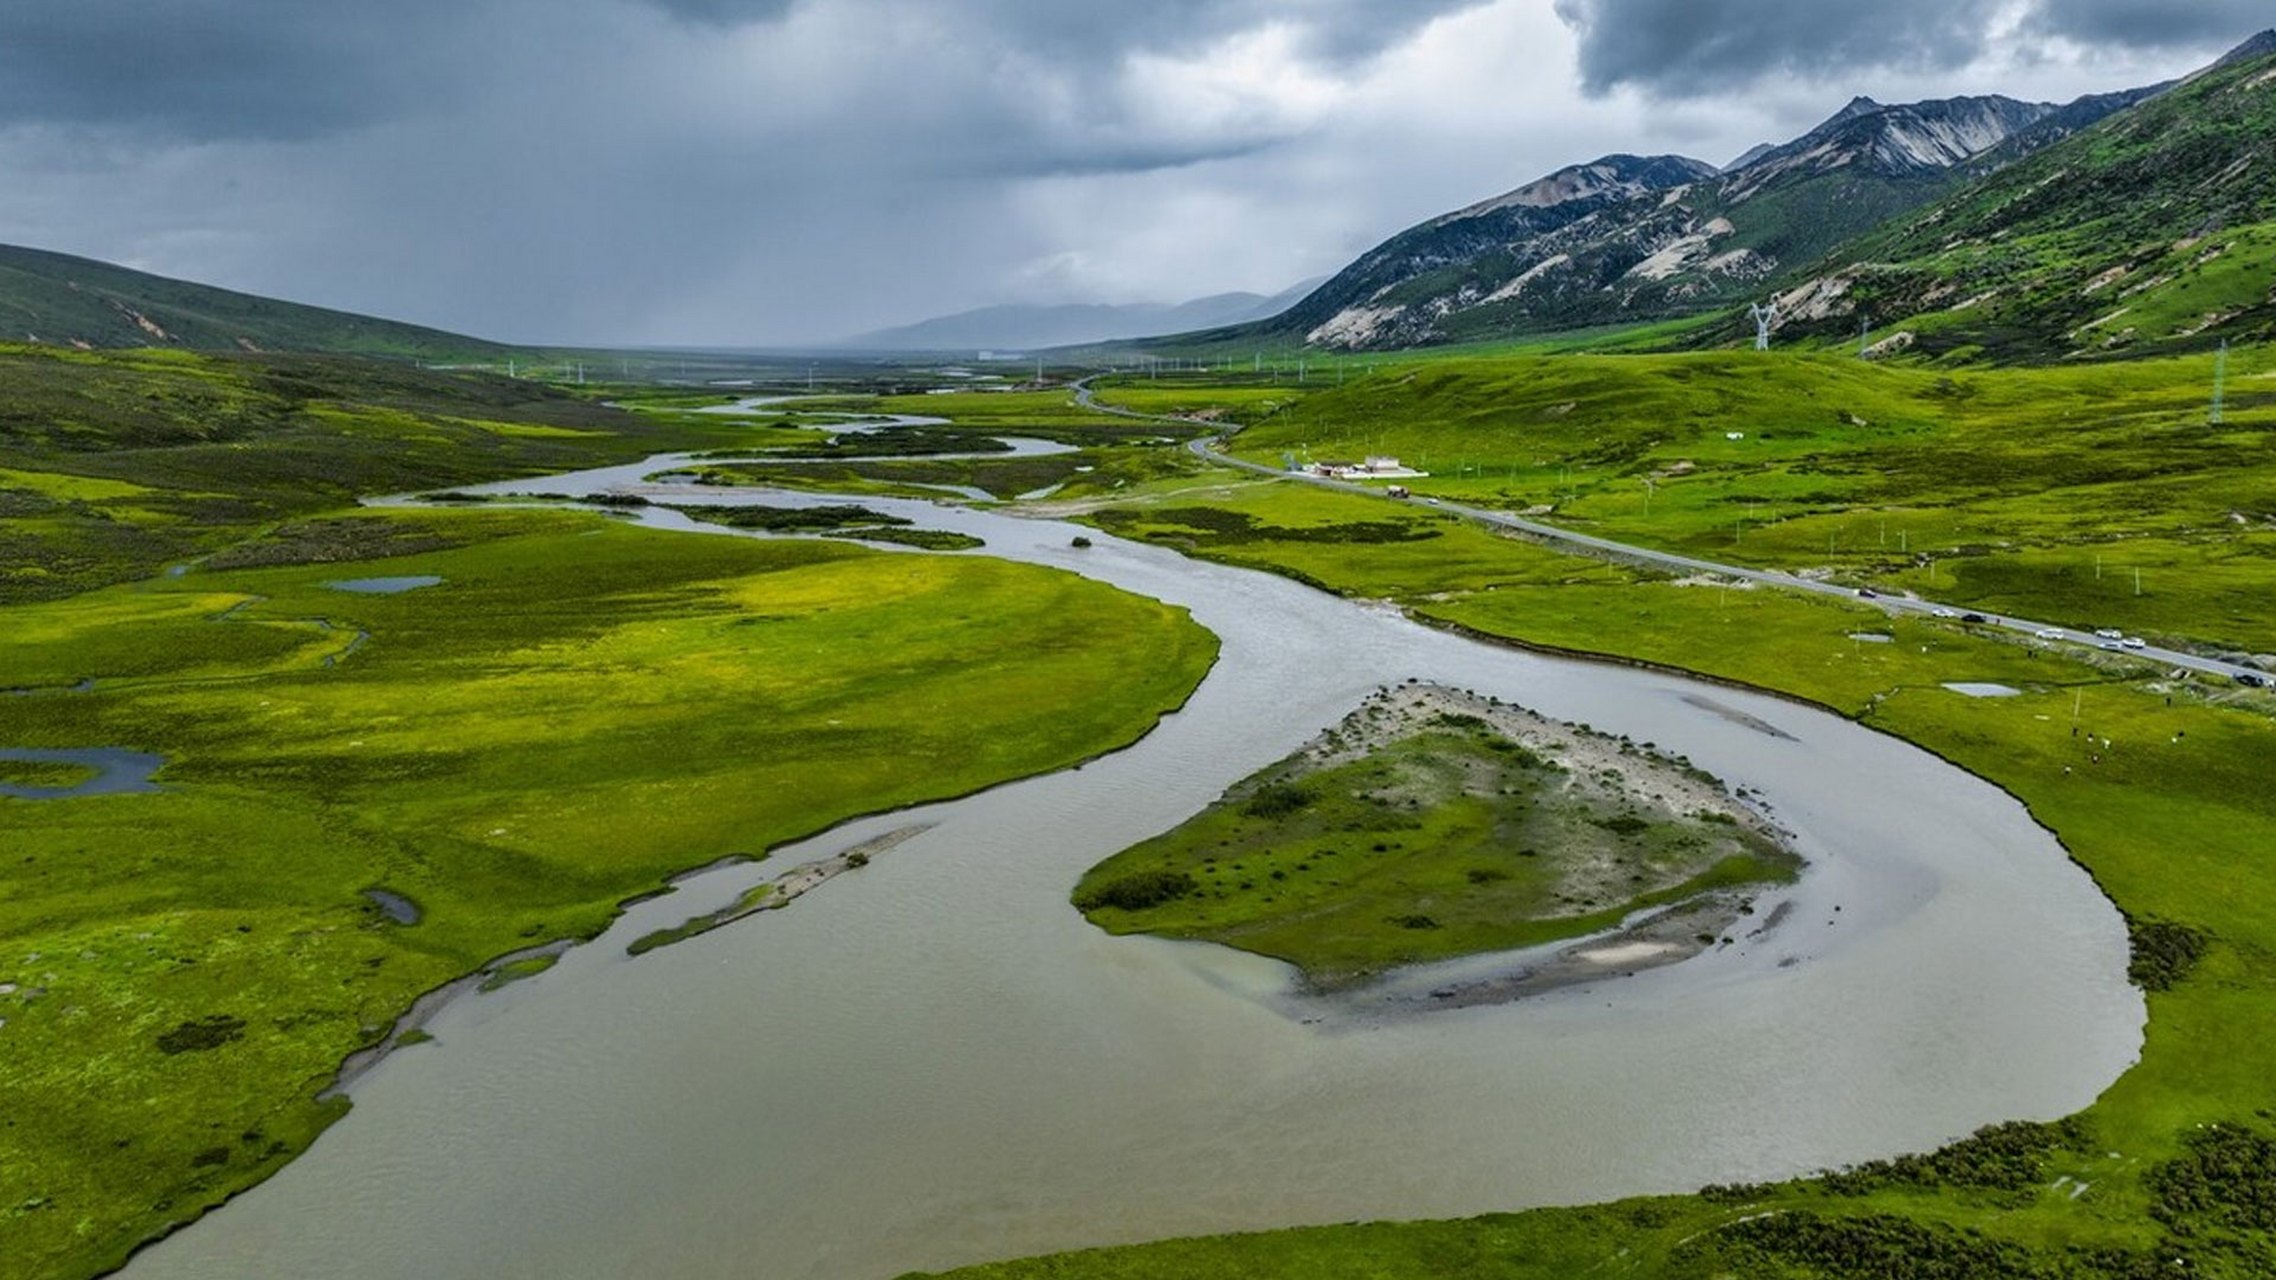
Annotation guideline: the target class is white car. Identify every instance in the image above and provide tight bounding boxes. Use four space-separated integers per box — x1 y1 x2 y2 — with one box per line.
2095 628 2124 640
1932 608 1958 619
2035 628 2063 640
2122 636 2147 649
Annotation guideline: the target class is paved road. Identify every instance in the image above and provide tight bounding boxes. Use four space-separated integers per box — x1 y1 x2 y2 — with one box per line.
1070 378 2267 685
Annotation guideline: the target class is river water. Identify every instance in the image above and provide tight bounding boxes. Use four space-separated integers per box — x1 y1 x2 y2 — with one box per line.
126 455 2144 1280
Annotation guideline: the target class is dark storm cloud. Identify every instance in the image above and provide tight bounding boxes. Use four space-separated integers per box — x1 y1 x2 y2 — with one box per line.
0 0 1482 144
1554 0 2270 96
640 0 1483 64
2024 0 2275 47
0 1 475 140
1552 0 1997 96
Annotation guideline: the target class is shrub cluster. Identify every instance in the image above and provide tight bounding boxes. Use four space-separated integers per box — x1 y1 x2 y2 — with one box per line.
1820 1119 2089 1197
1076 870 1198 913
2149 1121 2276 1236
2127 918 2209 991
1243 782 1314 819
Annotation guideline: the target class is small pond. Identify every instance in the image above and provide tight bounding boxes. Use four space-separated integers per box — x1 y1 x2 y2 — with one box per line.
324 576 445 595
0 747 166 800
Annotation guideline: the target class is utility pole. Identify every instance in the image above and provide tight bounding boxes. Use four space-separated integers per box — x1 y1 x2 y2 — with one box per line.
2211 339 2229 425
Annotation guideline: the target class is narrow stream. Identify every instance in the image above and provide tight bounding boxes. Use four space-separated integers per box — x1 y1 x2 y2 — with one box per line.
124 453 2144 1280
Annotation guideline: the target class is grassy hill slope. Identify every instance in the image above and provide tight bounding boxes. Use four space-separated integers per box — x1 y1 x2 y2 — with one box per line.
0 244 508 361
1770 41 2276 360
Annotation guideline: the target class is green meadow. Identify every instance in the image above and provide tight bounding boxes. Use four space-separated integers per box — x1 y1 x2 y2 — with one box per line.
0 508 1215 1280
1111 348 2275 655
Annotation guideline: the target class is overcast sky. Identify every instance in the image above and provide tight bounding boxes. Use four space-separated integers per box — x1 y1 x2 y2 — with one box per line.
0 0 2263 345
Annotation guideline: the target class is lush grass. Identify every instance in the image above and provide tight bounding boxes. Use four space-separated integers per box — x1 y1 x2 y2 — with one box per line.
1142 348 2276 656
0 242 509 360
929 467 2276 1279
1796 48 2276 360
0 343 758 601
0 503 1217 1280
689 444 1201 503
1074 690 1793 984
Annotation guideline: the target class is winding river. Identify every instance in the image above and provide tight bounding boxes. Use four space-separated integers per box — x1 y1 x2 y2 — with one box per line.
124 449 2144 1280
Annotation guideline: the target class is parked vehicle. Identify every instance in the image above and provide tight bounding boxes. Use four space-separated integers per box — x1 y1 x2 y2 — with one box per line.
1960 613 1988 624
2122 636 2147 649
2036 628 2063 640
2238 672 2269 689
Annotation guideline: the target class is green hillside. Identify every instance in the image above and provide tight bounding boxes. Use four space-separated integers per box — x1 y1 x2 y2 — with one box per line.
1772 41 2276 360
0 344 703 602
0 243 508 361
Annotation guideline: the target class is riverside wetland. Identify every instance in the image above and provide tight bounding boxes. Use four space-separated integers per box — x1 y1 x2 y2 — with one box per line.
0 352 1217 1280
119 414 2137 1280
7 345 2266 1280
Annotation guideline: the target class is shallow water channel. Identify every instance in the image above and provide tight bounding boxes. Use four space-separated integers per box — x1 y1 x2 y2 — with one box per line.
126 454 2145 1280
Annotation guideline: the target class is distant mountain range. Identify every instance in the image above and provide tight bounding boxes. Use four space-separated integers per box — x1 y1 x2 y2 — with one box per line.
1132 29 2267 359
1229 85 2165 351
837 279 1324 352
0 243 507 361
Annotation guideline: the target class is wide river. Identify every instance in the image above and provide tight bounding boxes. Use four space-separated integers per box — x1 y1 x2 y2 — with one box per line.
128 454 2144 1280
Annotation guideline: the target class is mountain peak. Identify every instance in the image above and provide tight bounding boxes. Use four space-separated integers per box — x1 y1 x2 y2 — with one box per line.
1834 95 1883 121
2215 29 2276 67
1439 154 1717 223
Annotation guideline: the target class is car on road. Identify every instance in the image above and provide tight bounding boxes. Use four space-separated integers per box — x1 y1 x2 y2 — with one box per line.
1960 612 1988 624
1932 608 1958 619
1856 588 1878 599
2122 636 2147 649
2239 672 2269 688
2036 628 2064 640
2095 628 2124 640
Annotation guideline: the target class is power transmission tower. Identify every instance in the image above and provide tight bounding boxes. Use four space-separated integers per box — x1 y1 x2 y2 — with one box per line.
1748 302 1780 352
2211 339 2229 425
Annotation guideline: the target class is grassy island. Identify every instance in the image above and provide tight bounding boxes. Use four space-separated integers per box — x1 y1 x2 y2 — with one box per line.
1074 684 1797 986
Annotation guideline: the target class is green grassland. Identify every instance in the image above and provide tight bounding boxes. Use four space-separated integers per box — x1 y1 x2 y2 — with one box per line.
0 361 1224 1280
1073 689 1794 984
0 507 1217 1280
0 242 511 361
0 343 760 601
929 458 2276 1276
686 443 1202 503
1103 348 2276 657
